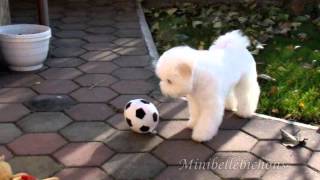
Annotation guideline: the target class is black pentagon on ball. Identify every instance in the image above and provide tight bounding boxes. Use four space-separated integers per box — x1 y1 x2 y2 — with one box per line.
136 108 146 119
126 118 133 127
140 125 150 132
125 102 132 109
153 113 158 122
140 99 150 104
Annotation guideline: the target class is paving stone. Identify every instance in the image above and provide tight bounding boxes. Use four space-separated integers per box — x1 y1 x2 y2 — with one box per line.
8 133 67 155
103 153 166 180
150 90 175 103
153 140 213 165
80 51 119 61
0 146 13 160
206 130 258 151
45 58 85 68
62 17 89 23
0 123 22 144
25 95 76 112
115 22 140 29
18 112 72 132
86 27 116 34
308 152 320 171
114 47 148 55
52 39 86 47
158 100 189 120
299 129 320 151
58 23 87 30
109 95 156 110
104 131 163 152
251 141 312 164
82 43 118 51
115 29 142 38
210 152 266 179
0 74 44 87
61 122 115 142
65 103 114 121
106 113 130 130
51 47 86 58
65 11 87 17
111 80 154 94
0 88 36 103
262 166 320 180
32 80 79 94
54 142 114 167
113 55 150 67
40 68 83 80
75 74 117 87
113 38 145 47
55 167 111 180
157 121 192 139
88 19 115 26
155 166 221 180
220 111 249 130
79 62 118 74
112 68 153 80
70 87 117 102
55 30 86 38
82 34 117 42
0 104 29 122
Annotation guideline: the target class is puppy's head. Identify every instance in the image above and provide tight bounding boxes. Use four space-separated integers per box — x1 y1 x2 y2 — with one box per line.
156 46 195 98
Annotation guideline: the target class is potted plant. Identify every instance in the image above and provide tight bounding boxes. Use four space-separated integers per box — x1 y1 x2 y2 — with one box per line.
0 24 51 71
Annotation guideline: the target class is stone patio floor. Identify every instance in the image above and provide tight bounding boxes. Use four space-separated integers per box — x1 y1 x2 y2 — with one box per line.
0 0 320 179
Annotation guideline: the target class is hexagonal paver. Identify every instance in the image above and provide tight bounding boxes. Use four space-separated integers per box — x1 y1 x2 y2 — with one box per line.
114 47 147 56
61 122 115 142
54 142 114 167
58 23 87 30
299 129 320 151
251 141 312 164
150 90 174 103
158 101 189 120
210 152 266 179
111 80 154 94
157 121 192 139
40 68 82 80
75 74 117 87
88 19 115 26
52 47 86 58
79 62 118 74
46 58 85 68
0 74 43 87
262 166 320 180
18 112 72 132
25 95 76 111
109 95 156 110
82 34 117 42
103 153 166 180
85 27 115 34
55 30 86 38
104 131 163 152
113 38 145 47
115 29 142 38
8 133 67 155
220 111 249 130
155 166 221 180
82 43 117 51
65 103 114 121
114 55 150 67
0 146 13 160
70 87 117 102
0 104 29 122
62 17 89 23
106 113 130 130
52 39 86 47
153 140 213 165
112 68 153 80
55 168 111 180
9 156 62 178
115 22 140 29
308 152 320 171
206 130 258 151
32 80 79 94
80 51 119 61
0 88 36 103
0 123 22 144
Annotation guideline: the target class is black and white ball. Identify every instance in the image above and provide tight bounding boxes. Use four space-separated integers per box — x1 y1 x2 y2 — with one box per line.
124 99 159 133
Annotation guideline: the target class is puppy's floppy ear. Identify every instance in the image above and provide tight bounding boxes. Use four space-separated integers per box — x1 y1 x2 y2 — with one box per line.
177 63 192 78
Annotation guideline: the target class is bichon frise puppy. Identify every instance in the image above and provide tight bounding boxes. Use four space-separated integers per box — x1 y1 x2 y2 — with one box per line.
156 30 260 142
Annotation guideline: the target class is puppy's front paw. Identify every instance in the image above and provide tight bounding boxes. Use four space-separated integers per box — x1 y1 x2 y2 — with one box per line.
191 129 217 142
186 119 196 129
235 110 254 119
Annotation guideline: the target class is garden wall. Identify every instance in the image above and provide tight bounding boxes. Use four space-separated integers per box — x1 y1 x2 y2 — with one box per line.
0 0 10 25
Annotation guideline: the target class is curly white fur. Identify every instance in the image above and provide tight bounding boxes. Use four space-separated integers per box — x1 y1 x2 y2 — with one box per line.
156 30 260 142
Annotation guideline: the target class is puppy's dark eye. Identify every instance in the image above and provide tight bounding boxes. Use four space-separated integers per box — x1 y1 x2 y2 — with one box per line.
167 79 172 84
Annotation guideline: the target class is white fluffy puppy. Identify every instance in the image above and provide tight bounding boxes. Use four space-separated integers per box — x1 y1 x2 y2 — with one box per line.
156 30 260 142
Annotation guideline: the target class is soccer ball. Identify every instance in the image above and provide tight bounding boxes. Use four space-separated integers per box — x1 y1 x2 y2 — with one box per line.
124 99 159 134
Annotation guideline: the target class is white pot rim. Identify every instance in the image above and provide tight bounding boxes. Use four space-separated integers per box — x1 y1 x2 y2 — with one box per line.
0 24 51 40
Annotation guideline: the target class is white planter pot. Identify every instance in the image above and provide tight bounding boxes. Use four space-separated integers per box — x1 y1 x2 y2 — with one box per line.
0 24 51 71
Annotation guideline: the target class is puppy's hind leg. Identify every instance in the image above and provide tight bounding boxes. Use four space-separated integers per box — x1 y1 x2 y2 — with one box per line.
225 87 237 111
234 71 260 118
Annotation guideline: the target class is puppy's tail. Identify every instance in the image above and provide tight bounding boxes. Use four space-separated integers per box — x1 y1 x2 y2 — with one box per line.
209 30 250 50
